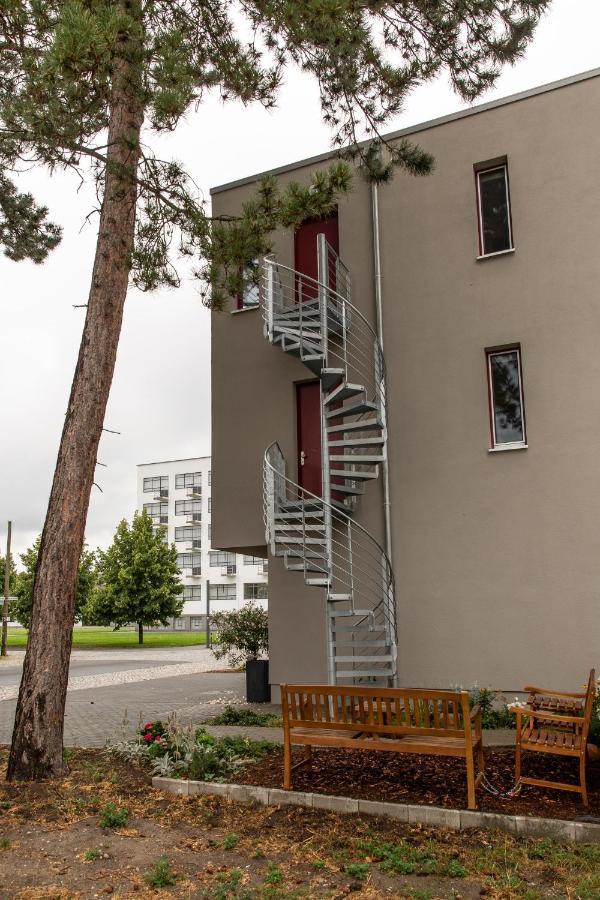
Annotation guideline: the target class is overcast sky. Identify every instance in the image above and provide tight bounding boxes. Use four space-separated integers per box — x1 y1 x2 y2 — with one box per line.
1 0 599 563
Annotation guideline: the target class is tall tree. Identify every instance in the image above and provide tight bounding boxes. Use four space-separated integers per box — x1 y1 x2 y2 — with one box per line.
1 1 549 780
12 537 96 630
87 511 183 645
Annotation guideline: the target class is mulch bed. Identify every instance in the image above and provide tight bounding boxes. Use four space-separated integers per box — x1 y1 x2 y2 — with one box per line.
234 746 600 820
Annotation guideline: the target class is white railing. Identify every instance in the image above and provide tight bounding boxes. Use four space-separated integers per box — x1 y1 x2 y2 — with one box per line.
263 442 397 682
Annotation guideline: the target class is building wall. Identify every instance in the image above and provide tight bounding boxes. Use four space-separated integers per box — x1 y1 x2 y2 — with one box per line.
211 71 600 691
136 457 268 627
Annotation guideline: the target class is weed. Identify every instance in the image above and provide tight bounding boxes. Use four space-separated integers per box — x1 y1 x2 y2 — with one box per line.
265 862 284 884
223 832 239 850
145 855 177 889
311 859 325 870
252 848 265 859
445 859 468 878
0 838 10 851
403 890 434 900
345 862 370 881
98 801 128 829
62 748 74 762
576 873 600 900
83 848 101 862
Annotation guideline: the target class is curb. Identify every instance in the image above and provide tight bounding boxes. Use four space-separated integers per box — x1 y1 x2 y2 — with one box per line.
151 777 600 843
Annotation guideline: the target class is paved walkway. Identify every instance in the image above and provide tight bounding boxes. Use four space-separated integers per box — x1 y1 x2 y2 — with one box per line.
0 649 516 748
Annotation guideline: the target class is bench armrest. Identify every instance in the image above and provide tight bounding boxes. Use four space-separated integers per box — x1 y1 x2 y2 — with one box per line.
470 705 481 721
523 685 586 699
514 705 583 724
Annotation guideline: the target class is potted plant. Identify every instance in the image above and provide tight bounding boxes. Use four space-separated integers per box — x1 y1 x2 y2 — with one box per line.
210 603 270 702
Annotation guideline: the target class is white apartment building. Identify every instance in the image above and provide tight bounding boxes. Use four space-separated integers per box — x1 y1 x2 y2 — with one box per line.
136 456 268 631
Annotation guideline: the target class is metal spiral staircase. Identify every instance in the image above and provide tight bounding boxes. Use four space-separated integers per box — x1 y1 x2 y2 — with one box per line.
261 235 398 685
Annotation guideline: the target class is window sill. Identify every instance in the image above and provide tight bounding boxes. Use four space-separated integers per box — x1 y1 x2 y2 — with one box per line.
488 443 528 454
477 247 515 261
231 305 260 315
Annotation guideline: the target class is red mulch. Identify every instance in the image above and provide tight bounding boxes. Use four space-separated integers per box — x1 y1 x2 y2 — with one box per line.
234 747 600 820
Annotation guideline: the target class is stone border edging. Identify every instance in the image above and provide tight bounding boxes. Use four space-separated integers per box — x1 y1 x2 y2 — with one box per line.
152 777 600 843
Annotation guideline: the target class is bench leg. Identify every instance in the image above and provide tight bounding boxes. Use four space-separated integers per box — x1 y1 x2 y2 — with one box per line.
515 739 522 784
477 740 484 779
466 750 477 810
580 754 588 807
283 737 292 791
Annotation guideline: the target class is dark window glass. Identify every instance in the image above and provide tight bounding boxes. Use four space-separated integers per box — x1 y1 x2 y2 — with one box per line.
244 583 268 600
488 348 525 446
478 166 512 255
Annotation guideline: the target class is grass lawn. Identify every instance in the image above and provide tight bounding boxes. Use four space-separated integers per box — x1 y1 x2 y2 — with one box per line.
1 746 599 898
6 626 207 649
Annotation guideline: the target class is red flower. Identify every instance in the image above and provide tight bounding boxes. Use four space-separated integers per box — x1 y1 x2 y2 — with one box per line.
143 733 153 742
144 723 153 730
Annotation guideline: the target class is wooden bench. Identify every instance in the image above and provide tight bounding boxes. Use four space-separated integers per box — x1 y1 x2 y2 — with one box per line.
512 668 596 805
281 684 484 809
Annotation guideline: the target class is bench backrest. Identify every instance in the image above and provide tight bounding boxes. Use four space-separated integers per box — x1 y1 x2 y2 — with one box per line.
281 683 472 740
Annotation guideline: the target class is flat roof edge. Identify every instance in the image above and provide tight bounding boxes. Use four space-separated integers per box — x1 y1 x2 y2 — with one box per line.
137 456 210 467
210 66 600 195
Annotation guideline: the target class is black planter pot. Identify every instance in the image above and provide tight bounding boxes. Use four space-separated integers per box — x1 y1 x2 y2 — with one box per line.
246 659 271 703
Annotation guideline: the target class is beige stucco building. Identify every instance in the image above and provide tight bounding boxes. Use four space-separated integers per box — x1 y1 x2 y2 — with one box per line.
211 68 600 696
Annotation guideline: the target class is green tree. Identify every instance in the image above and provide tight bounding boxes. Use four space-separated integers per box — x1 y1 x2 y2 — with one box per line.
12 537 97 630
2 1 548 781
88 511 183 645
211 603 269 668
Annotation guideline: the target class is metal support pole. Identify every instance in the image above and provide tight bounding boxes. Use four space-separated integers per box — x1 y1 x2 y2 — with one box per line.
205 579 211 649
1 521 11 657
317 233 329 366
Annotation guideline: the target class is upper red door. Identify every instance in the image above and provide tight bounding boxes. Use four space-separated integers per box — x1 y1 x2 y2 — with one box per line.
296 380 322 497
294 214 339 302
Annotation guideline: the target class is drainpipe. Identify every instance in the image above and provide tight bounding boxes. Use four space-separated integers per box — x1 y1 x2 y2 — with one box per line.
371 182 393 565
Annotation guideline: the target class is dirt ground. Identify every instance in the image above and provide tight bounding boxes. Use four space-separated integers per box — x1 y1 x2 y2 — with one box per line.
1 748 600 899
235 747 600 820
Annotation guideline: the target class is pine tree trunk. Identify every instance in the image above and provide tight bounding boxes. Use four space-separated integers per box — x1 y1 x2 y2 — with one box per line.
7 10 144 781
138 622 144 645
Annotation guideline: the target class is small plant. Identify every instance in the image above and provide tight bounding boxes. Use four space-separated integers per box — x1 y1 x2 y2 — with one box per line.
0 838 10 851
84 848 101 862
145 855 177 889
211 603 268 668
99 801 128 829
345 862 370 881
469 686 515 729
312 859 325 870
445 859 467 878
223 833 240 850
265 863 283 885
208 706 282 727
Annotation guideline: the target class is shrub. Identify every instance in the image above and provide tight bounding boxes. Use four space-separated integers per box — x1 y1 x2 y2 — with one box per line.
469 687 515 729
207 705 282 727
145 855 176 888
84 848 101 862
211 602 268 667
99 802 128 829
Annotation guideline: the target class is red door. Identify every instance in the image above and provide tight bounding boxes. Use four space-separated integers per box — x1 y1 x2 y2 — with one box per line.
296 381 322 496
294 214 339 302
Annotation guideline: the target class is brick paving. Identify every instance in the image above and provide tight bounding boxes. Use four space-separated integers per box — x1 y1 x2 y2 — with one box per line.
0 672 249 747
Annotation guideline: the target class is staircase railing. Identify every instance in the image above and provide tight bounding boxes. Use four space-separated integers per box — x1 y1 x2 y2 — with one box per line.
263 442 397 682
261 254 386 420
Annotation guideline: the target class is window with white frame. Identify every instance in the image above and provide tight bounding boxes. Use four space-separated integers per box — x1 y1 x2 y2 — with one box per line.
191 617 203 630
208 497 212 513
243 555 263 565
244 583 268 601
209 550 235 567
175 472 201 489
183 585 202 600
143 475 168 492
476 163 513 257
486 346 526 450
209 584 236 601
238 260 260 309
174 618 186 630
